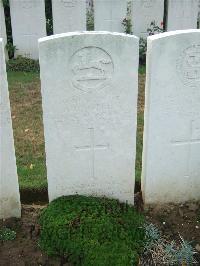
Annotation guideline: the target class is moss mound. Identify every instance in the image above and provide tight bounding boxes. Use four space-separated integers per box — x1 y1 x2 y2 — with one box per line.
39 195 145 265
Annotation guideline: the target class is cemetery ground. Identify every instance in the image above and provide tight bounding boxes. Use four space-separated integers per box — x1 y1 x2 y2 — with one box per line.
0 67 200 265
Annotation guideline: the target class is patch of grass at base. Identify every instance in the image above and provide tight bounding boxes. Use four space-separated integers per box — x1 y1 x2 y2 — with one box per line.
39 196 145 265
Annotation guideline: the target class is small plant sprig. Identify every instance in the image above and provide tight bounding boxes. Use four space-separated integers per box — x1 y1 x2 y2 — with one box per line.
147 20 164 36
2 0 9 8
0 227 16 242
122 1 132 34
87 9 94 31
6 43 17 58
122 17 132 34
141 223 197 265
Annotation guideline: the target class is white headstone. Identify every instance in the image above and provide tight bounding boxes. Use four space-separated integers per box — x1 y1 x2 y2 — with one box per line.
39 32 139 204
167 0 198 31
52 0 86 34
0 39 21 219
0 1 7 45
94 0 127 32
131 0 164 37
142 30 200 204
198 0 200 28
9 0 46 59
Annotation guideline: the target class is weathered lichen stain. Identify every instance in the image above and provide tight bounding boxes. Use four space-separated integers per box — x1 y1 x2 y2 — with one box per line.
0 197 21 219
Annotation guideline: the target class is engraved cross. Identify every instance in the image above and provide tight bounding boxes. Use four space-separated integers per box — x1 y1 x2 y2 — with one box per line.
171 120 200 178
75 128 109 179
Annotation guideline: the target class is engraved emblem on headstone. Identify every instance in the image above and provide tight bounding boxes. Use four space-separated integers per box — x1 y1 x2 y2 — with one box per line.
61 0 77 7
177 45 200 87
141 0 154 8
70 46 114 92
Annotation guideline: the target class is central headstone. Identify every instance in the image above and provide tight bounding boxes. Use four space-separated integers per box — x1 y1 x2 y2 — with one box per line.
52 0 86 34
9 0 46 59
39 32 139 204
94 0 127 32
0 39 21 219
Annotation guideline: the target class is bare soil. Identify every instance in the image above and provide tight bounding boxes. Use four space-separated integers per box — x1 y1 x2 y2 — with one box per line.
0 202 199 266
0 205 71 266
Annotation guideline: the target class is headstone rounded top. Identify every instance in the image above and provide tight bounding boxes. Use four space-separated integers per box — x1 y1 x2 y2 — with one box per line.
148 29 200 41
38 31 139 44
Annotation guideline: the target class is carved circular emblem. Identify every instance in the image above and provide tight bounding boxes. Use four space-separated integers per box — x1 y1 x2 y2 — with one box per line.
141 0 154 8
177 45 200 87
70 47 114 91
20 0 36 9
61 0 77 7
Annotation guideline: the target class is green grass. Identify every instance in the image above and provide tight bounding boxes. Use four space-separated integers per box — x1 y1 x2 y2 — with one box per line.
8 68 145 190
8 71 47 190
7 71 40 86
139 65 146 75
39 195 145 265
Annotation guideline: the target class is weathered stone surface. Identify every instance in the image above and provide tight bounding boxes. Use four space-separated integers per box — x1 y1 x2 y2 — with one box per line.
142 30 200 204
0 39 21 219
39 32 139 204
0 1 7 45
52 0 86 34
94 0 127 32
131 0 164 37
167 0 199 31
9 0 46 59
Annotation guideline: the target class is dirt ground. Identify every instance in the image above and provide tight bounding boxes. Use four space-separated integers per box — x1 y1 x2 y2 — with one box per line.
0 205 71 266
0 201 199 266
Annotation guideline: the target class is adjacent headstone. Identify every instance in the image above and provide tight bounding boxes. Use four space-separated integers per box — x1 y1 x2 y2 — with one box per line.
94 0 127 32
142 30 200 204
52 0 86 34
198 0 200 29
0 39 21 219
131 0 164 37
0 1 7 45
39 32 139 204
167 0 199 31
9 0 46 59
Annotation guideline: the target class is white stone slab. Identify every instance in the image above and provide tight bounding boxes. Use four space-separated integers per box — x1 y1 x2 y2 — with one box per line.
0 1 7 45
39 32 139 204
131 0 164 37
9 0 46 59
52 0 86 34
167 0 199 31
198 0 200 28
94 0 127 32
142 30 200 204
0 39 21 219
